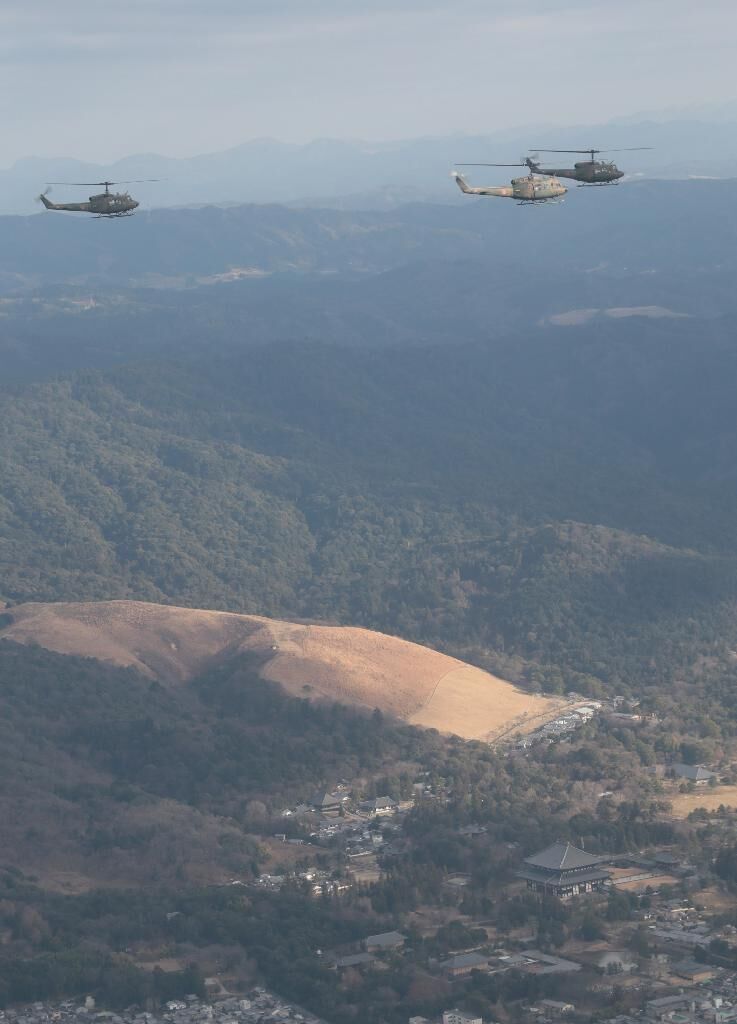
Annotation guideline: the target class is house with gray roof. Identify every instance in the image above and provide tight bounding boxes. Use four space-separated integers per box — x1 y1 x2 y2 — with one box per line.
364 930 405 951
334 952 375 970
672 764 716 785
360 795 399 816
440 952 489 976
309 791 348 814
517 841 611 898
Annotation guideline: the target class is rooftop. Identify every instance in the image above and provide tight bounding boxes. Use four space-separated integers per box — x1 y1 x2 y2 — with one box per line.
523 841 605 872
365 930 405 947
517 864 611 887
310 791 346 807
673 764 716 781
440 952 488 970
335 952 375 968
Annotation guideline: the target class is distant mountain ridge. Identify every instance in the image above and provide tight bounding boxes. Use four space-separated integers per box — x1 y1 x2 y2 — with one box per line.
5 117 737 215
3 180 737 318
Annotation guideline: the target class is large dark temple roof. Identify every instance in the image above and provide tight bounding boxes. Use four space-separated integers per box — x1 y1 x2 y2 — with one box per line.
523 842 603 871
517 842 611 890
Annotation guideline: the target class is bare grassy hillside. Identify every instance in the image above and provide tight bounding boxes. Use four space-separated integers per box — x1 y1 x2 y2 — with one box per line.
1 600 560 740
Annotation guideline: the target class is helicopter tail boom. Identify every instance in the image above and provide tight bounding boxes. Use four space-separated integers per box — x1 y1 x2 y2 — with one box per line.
37 192 92 212
452 172 513 197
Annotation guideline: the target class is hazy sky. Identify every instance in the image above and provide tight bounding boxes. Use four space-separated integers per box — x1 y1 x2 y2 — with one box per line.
2 0 736 164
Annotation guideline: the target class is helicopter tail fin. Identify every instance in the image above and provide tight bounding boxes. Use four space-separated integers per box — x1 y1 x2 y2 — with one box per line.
452 171 472 194
36 190 54 209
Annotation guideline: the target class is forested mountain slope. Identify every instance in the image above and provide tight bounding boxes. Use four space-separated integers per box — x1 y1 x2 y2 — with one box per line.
0 640 442 889
2 324 737 698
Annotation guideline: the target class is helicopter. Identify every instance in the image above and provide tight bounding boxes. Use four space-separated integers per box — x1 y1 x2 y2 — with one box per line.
36 179 159 217
453 163 567 204
524 148 651 185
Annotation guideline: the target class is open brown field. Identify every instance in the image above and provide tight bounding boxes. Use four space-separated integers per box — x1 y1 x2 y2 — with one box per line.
692 887 736 913
612 872 680 892
669 785 737 818
0 600 558 741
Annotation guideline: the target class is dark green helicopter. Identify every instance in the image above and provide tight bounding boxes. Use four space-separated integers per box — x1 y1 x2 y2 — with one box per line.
36 179 159 217
525 147 651 185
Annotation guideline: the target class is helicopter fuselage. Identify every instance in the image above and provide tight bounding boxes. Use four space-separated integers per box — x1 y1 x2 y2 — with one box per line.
526 159 623 184
454 171 566 202
39 192 139 215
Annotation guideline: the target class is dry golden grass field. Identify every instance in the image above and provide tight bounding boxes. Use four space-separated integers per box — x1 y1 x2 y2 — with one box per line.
0 600 561 741
668 785 737 818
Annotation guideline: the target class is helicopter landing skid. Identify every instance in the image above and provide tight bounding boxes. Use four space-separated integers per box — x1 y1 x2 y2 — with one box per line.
516 197 565 206
577 181 619 187
93 212 136 219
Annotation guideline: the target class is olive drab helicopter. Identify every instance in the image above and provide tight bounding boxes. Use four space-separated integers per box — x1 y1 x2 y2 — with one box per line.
36 179 159 217
524 147 652 185
452 162 567 204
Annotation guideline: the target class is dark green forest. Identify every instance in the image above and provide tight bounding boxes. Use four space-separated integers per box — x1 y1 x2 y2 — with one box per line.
2 322 737 696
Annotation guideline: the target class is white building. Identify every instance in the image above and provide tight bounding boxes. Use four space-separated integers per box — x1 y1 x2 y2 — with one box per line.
443 1011 483 1024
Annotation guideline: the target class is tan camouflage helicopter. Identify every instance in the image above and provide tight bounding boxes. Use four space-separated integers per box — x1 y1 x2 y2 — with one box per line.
36 179 159 217
524 147 652 185
452 162 566 204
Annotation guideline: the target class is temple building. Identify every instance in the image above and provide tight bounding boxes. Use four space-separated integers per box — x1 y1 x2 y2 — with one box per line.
517 841 611 898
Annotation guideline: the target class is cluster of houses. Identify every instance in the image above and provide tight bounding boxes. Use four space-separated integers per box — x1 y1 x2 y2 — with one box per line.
410 1003 577 1024
608 977 737 1024
405 972 737 1024
515 694 658 750
320 835 723 1005
0 992 326 1024
275 787 409 860
409 1011 486 1024
517 704 602 748
253 868 352 898
281 789 402 820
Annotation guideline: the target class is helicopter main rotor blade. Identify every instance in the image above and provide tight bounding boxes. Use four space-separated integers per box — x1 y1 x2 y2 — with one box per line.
45 179 163 186
455 163 524 167
528 147 652 154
